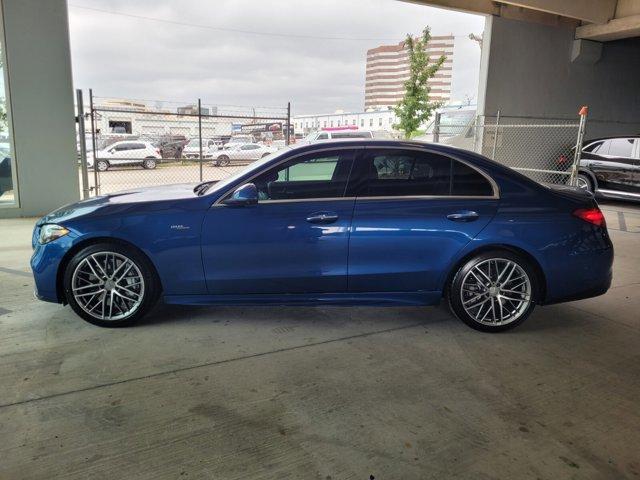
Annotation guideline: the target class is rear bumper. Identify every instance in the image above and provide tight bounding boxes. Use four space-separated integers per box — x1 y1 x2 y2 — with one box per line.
542 239 614 305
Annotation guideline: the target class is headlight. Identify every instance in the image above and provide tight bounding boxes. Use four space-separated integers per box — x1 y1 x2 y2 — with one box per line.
39 224 69 244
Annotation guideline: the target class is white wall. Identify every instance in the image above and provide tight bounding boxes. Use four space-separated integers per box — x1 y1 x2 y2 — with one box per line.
0 0 78 218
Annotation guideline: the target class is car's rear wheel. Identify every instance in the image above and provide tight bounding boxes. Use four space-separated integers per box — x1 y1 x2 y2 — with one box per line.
448 251 537 332
143 158 157 169
576 173 593 192
63 243 160 327
216 155 230 167
96 159 109 172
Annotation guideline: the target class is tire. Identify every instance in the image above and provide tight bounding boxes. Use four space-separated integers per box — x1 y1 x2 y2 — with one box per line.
96 160 109 172
63 243 160 327
216 155 230 167
576 173 593 192
143 158 157 169
448 250 537 332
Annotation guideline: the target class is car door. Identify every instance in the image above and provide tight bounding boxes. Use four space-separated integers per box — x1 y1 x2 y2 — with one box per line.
108 142 134 165
201 148 359 295
347 147 499 293
585 138 639 194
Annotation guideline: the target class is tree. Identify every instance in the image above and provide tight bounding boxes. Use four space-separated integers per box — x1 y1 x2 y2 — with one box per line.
393 27 446 138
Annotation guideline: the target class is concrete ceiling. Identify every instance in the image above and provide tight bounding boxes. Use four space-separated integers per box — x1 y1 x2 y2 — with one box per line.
405 0 640 41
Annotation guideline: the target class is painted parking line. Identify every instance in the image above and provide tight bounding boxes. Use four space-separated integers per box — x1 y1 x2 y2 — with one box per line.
602 209 640 233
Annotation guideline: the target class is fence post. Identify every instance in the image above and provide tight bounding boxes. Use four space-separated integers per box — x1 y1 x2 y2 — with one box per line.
76 89 90 199
491 110 501 160
569 106 588 186
433 112 441 144
286 102 291 146
88 88 99 196
198 98 203 181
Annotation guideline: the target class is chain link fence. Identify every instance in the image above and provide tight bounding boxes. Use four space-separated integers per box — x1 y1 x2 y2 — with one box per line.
425 111 586 186
79 92 291 196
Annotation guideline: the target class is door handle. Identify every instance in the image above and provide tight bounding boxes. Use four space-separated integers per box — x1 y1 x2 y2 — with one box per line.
447 210 479 222
306 211 339 224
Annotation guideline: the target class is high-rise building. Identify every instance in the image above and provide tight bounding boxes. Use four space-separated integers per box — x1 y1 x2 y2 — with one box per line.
365 35 454 110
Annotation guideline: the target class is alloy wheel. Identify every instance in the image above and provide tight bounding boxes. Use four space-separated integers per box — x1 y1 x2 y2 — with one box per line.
71 252 145 321
576 176 590 191
459 258 532 326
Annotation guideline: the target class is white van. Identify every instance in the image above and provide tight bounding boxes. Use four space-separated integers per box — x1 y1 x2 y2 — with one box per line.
301 129 373 144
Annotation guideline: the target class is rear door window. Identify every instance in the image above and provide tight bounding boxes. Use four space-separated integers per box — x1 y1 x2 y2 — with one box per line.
352 150 451 197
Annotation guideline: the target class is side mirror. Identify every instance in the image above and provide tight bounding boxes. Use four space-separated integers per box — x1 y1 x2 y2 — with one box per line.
223 183 258 206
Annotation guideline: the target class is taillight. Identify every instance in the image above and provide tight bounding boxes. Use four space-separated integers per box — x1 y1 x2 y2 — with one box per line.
573 207 606 227
557 154 568 164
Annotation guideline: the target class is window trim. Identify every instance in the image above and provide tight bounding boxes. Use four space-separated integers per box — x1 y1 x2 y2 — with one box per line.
212 145 499 206
356 146 499 200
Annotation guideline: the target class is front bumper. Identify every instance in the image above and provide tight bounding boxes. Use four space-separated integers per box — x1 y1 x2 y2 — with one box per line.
30 232 75 304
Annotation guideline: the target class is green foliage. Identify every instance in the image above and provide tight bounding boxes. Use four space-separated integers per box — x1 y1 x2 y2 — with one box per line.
393 27 446 139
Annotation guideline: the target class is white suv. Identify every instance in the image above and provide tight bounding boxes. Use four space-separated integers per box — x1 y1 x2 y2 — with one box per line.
88 141 161 171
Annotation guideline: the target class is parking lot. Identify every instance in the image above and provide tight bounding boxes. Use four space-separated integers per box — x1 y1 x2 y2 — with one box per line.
1 202 639 479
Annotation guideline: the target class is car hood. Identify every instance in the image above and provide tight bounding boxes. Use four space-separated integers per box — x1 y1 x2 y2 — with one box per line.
37 183 201 226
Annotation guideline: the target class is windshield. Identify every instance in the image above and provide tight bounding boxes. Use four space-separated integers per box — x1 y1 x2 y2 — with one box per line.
186 139 200 147
197 147 292 195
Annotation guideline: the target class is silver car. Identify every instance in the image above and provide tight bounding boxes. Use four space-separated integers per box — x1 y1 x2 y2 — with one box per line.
212 143 277 166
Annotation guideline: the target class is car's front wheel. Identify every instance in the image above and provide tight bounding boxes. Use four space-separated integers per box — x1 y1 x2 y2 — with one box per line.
448 250 537 332
63 243 160 327
142 157 157 169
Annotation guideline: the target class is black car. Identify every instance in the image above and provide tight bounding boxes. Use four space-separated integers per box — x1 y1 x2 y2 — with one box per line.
567 136 640 201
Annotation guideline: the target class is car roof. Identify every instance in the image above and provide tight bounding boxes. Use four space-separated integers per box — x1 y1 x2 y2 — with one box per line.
584 135 640 145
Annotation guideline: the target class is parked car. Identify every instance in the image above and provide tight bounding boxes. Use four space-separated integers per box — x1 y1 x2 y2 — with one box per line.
88 141 162 171
222 135 254 150
212 143 277 166
0 144 11 198
139 134 188 159
561 136 640 201
31 140 613 332
182 138 219 159
301 129 373 144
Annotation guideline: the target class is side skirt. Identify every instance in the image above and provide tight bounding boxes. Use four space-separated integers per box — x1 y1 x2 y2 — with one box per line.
163 291 442 307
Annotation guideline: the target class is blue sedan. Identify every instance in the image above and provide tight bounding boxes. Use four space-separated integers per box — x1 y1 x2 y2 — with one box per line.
31 140 613 332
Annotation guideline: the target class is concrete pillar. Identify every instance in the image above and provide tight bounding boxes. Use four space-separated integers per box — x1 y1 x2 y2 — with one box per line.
478 14 640 137
0 0 79 218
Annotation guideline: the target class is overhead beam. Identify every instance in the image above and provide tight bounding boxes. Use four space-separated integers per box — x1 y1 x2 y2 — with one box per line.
576 13 640 41
498 0 617 24
401 0 499 16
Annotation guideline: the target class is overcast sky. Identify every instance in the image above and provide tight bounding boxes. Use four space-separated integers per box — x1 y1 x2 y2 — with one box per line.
67 0 485 115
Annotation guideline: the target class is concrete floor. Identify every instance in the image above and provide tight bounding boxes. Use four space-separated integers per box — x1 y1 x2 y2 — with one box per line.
1 202 639 480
